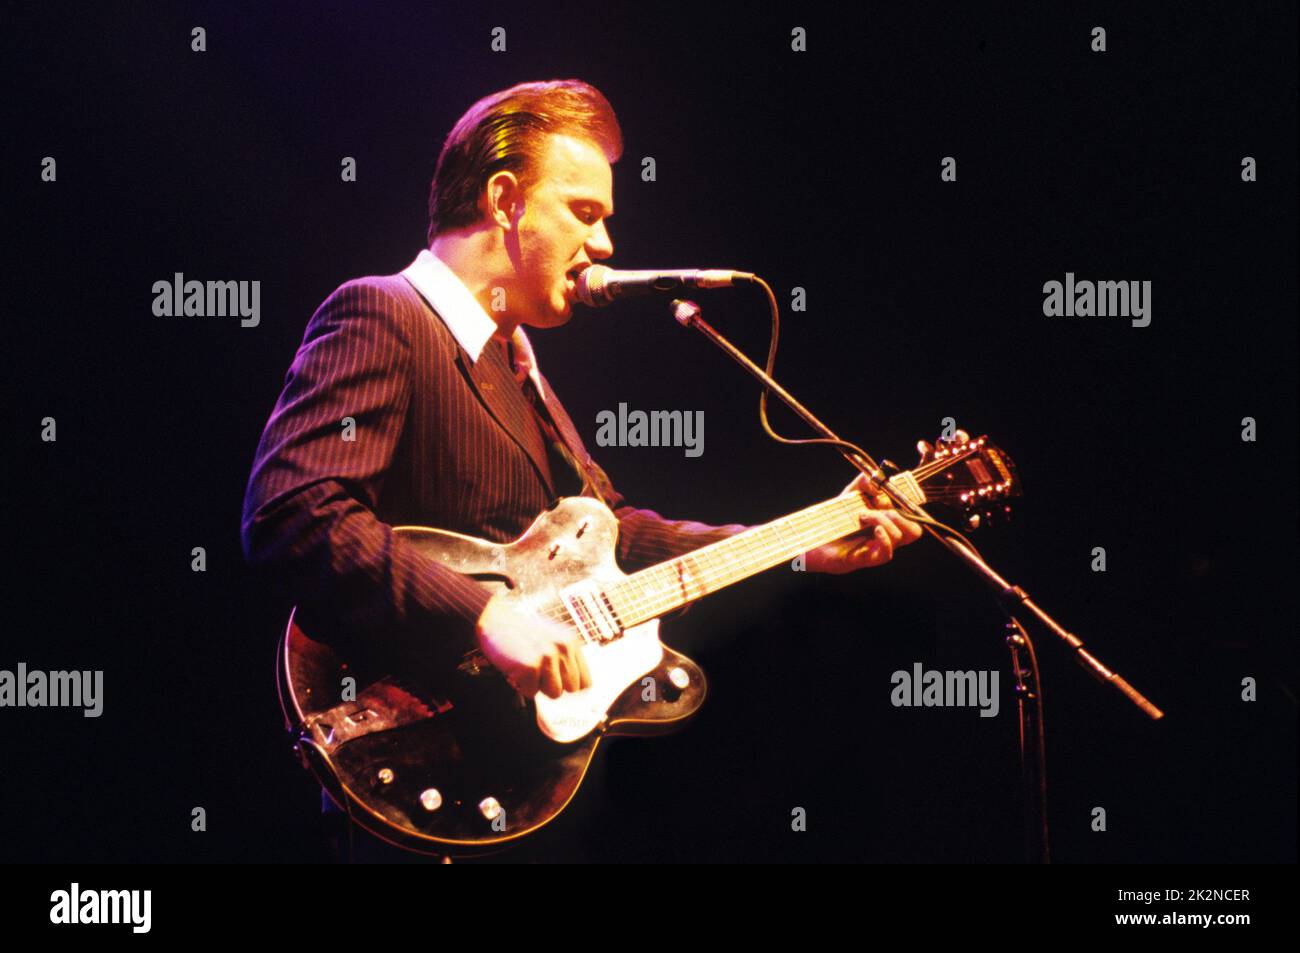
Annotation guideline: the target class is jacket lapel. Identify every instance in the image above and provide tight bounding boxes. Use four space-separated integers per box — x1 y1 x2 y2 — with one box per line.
534 372 618 504
452 342 557 498
398 266 557 497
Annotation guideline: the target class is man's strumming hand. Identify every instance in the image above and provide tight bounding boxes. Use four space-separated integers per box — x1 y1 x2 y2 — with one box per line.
475 596 592 699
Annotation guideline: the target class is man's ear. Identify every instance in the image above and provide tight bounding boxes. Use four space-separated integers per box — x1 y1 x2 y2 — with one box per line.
484 170 521 230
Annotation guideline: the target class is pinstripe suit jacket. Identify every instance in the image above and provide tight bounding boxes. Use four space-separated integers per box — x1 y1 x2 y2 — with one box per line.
241 270 744 666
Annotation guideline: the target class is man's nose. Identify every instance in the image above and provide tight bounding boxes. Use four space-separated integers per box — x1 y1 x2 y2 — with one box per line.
587 220 613 260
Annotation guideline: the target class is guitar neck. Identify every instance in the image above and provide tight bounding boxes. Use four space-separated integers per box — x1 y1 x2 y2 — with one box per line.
602 472 924 629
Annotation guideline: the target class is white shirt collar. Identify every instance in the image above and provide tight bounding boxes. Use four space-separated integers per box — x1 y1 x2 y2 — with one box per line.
400 248 544 392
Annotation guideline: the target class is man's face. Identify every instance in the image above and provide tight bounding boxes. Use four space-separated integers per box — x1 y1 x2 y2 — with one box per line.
506 133 614 328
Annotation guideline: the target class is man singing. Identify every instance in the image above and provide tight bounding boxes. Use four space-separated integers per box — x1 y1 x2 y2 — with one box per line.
241 79 920 861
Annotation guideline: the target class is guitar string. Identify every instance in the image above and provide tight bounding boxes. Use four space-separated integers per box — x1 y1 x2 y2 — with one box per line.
610 499 870 620
538 464 1004 631
530 449 1005 634
534 502 854 628
557 449 999 626
534 496 875 630
538 494 1000 638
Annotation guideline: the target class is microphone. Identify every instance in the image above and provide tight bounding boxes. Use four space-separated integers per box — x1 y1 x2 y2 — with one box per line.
575 264 754 307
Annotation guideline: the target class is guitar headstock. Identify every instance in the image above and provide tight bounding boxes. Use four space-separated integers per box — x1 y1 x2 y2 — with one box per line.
888 429 1021 529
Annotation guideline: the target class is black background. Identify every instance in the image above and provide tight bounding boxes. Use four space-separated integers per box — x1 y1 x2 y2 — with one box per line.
7 2 1296 863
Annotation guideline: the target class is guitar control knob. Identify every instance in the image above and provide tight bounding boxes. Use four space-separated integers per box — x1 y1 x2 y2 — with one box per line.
420 788 443 812
479 796 503 821
667 667 691 691
377 767 395 785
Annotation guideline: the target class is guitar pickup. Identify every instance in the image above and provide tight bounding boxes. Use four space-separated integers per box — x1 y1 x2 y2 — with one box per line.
559 583 621 643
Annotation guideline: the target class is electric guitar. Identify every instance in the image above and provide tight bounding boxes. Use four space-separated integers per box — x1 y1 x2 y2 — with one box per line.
277 432 1019 855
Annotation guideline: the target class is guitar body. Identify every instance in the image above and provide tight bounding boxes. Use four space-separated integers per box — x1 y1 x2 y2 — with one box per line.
278 497 708 856
276 432 1018 857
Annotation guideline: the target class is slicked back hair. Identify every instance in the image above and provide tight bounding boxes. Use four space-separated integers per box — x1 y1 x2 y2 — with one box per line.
427 80 623 243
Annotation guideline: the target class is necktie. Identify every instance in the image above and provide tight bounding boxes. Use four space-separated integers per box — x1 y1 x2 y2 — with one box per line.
506 340 603 503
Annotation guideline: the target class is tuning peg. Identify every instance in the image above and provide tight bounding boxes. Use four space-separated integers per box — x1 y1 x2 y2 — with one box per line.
916 440 933 459
954 429 970 444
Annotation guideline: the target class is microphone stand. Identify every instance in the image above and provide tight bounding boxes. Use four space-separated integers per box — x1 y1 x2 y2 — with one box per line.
1006 616 1050 863
669 298 1164 863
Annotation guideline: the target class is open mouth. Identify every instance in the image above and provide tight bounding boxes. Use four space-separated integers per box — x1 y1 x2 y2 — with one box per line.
565 265 590 299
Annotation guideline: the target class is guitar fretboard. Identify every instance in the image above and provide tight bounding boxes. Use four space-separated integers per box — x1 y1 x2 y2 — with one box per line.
602 489 889 629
